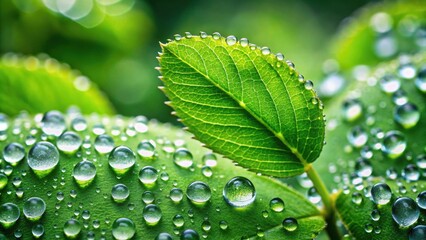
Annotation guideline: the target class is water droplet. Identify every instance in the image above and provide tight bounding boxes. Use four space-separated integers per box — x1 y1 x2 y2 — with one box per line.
32 223 44 238
226 35 237 46
417 191 426 209
212 32 221 40
307 187 321 204
71 116 87 132
398 61 416 80
202 153 217 167
111 184 130 203
223 176 256 207
371 183 392 205
416 154 426 169
347 126 368 148
381 131 406 159
41 110 66 137
202 219 211 231
392 89 408 106
355 159 372 177
173 214 185 228
186 181 211 205
63 219 82 238
415 67 426 92
282 218 298 232
351 192 363 205
304 80 314 90
137 140 156 158
3 142 25 166
261 47 270 55
57 131 82 153
0 203 20 228
370 12 392 33
23 197 46 221
394 103 420 129
275 53 284 61
409 225 426 240
0 113 9 131
142 191 155 204
143 204 162 226
170 188 184 203
73 160 96 187
94 134 114 154
173 148 193 169
371 209 381 221
201 166 213 177
0 173 8 190
392 197 419 227
402 164 420 182
156 232 173 240
269 198 285 212
319 73 345 98
108 146 135 175
133 115 148 133
219 220 228 230
139 166 158 186
174 34 182 41
364 223 373 233
181 229 200 240
199 32 208 39
379 74 400 93
28 141 59 177
342 99 363 122
239 38 249 47
112 218 135 240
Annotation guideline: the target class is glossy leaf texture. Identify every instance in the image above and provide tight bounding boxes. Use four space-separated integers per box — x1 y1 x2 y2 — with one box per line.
0 54 114 115
332 0 426 70
336 179 426 239
0 112 325 239
158 33 325 177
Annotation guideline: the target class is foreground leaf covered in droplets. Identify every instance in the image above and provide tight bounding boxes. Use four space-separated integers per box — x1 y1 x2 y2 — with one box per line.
0 54 114 116
158 33 325 178
0 111 325 239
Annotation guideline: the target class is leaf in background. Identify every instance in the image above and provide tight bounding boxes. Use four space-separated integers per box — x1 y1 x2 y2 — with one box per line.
332 0 426 70
335 179 426 239
0 54 114 115
0 112 325 239
314 53 426 189
159 34 325 178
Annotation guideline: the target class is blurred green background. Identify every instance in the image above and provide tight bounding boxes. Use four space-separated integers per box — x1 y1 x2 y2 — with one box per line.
0 0 370 123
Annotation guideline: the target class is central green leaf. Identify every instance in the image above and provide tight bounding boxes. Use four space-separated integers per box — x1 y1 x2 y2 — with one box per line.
159 33 325 177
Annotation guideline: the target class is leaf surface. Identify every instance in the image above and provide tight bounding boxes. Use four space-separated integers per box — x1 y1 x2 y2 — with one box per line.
159 34 325 177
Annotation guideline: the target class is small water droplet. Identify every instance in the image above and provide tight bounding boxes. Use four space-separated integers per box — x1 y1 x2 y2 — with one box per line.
173 148 193 169
307 187 322 204
143 204 162 226
32 223 44 238
282 218 298 232
364 223 373 233
3 142 25 166
0 173 8 190
416 154 426 169
226 35 237 46
112 218 135 240
269 198 285 212
57 131 82 153
142 191 155 204
391 89 408 106
170 188 184 203
156 232 173 240
133 115 148 133
371 183 392 205
199 32 208 39
394 103 420 129
23 197 46 221
223 176 256 207
187 181 211 205
417 191 426 209
0 113 9 131
392 197 419 227
202 153 217 167
63 219 82 238
219 220 228 230
111 184 130 203
137 140 156 158
351 192 363 205
342 99 363 122
94 134 114 154
415 66 426 92
402 164 420 182
73 160 96 188
212 32 221 40
202 219 211 232
201 166 213 177
304 80 313 90
28 141 60 177
239 38 249 47
0 203 20 228
261 47 270 55
379 74 400 93
41 110 66 137
181 229 200 240
371 209 381 221
347 126 368 148
174 34 182 41
139 166 158 186
108 146 135 175
382 130 406 159
173 214 185 228
71 116 87 132
355 158 372 177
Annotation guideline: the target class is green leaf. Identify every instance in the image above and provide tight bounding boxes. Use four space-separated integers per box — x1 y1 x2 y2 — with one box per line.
0 54 114 116
0 113 325 239
315 53 426 189
335 179 426 239
158 34 325 178
332 0 426 70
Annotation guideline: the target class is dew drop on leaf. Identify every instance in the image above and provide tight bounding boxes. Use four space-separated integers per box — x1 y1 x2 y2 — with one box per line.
108 146 135 175
71 116 87 132
226 35 237 46
0 203 20 228
379 74 401 93
173 214 185 228
137 140 156 158
417 191 426 209
156 232 173 240
202 153 217 167
94 134 115 154
347 126 368 148
381 130 406 159
371 183 392 205
112 218 135 240
223 176 256 207
173 148 193 169
41 111 66 137
269 197 285 212
415 66 426 92
138 166 158 186
63 219 82 238
394 103 420 129
282 217 298 232
142 191 155 204
170 188 184 203
409 225 426 240
57 131 82 153
73 160 96 187
180 229 200 240
31 223 44 238
402 164 420 182
392 197 420 228
111 183 130 203
27 141 60 177
143 204 162 226
186 181 211 205
23 197 46 221
2 142 25 166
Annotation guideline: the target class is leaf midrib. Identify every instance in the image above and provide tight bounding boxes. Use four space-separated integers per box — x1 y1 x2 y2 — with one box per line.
162 39 310 168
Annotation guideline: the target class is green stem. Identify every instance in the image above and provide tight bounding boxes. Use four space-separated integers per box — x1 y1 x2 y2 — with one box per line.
306 165 341 239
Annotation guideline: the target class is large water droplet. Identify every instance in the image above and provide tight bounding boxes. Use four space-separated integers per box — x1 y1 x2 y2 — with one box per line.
108 146 135 175
223 176 256 207
409 225 426 240
137 140 156 158
181 229 200 240
41 110 66 137
3 142 25 166
381 131 406 159
173 148 193 169
28 141 60 177
73 160 96 187
282 218 298 232
417 191 426 209
94 134 114 154
170 188 184 203
111 184 130 203
392 197 420 227
186 181 211 205
0 203 20 228
371 183 392 205
112 218 135 240
57 131 82 153
63 219 82 238
138 166 158 186
23 197 46 221
143 204 162 226
394 103 420 129
269 198 285 212
379 74 400 93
